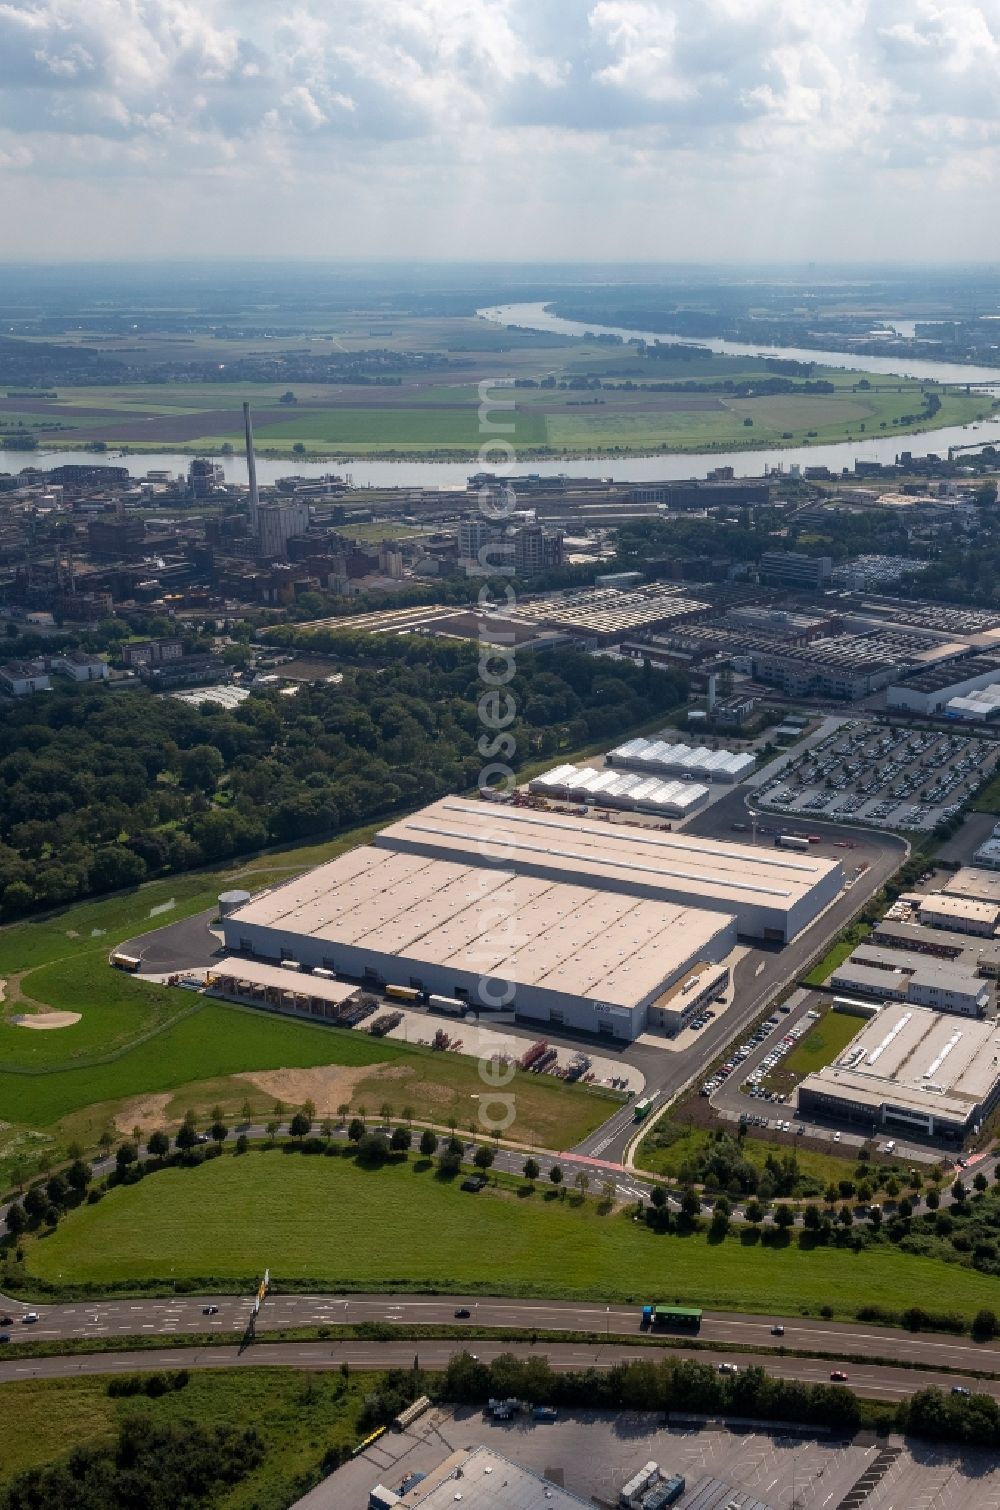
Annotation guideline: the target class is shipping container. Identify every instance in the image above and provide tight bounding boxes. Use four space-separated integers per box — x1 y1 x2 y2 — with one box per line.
775 833 810 851
386 984 423 1003
427 994 465 1015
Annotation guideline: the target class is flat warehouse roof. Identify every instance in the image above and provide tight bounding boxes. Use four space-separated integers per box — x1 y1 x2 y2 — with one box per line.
376 798 842 914
943 868 1000 905
799 1004 1000 1120
921 895 1000 926
226 847 733 1010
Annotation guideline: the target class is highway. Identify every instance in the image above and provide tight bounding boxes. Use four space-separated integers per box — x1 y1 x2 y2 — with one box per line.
4 1292 1000 1380
0 1337 992 1404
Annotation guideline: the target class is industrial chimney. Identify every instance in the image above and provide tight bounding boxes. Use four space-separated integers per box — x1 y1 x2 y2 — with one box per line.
242 401 260 535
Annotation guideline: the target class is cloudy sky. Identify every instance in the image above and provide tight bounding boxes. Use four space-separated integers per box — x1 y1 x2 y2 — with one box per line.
1 0 998 262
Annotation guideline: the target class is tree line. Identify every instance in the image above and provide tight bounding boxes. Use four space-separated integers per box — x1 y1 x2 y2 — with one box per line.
0 637 686 918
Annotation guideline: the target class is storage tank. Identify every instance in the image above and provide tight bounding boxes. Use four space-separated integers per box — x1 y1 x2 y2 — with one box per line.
218 889 251 918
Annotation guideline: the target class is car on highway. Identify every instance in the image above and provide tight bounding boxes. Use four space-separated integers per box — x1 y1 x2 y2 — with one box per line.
951 1386 971 1396
0 1316 12 1326
21 1312 38 1324
718 1362 739 1375
0 1335 9 1345
202 1305 219 1316
454 1308 471 1319
830 1370 848 1382
770 1325 785 1336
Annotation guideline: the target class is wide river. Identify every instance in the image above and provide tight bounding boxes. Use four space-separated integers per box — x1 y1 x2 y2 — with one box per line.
7 302 1000 489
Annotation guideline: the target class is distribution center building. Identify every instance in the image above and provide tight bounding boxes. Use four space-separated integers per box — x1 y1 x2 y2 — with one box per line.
796 1004 1000 1140
221 844 736 1040
375 798 844 943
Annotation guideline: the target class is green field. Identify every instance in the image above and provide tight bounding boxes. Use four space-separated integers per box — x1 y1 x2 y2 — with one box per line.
0 1367 376 1507
22 1152 1000 1321
248 406 549 451
0 832 616 1187
633 1122 864 1188
783 1010 865 1077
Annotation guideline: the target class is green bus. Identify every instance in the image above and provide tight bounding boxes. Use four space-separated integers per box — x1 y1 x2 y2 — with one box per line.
642 1304 703 1330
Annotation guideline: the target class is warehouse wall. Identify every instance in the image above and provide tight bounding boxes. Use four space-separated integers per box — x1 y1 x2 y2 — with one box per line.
220 912 737 1042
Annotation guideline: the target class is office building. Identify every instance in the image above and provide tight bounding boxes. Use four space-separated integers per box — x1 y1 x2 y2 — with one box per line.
797 1004 1000 1140
759 551 832 588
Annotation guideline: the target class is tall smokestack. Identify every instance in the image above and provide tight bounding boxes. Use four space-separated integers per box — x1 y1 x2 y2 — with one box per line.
243 401 260 535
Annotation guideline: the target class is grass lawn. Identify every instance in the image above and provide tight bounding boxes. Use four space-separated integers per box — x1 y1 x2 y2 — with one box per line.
22 1151 1000 1321
971 770 1000 814
0 1367 377 1508
783 1010 865 1077
803 931 869 988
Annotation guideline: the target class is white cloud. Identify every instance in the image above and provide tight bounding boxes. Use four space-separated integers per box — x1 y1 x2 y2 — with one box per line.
0 0 997 258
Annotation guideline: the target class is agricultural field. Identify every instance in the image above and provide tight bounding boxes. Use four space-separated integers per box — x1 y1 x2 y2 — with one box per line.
1 317 990 458
0 1366 376 1508
0 835 616 1192
22 1150 1000 1322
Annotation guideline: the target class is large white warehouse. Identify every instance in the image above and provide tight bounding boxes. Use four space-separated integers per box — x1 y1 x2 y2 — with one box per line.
376 798 843 942
220 845 736 1040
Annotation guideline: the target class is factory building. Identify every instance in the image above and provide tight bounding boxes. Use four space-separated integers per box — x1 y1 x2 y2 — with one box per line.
919 894 1000 938
375 798 843 943
374 1445 593 1508
528 764 709 818
608 737 756 784
942 867 1000 907
797 1004 1000 1140
220 845 736 1041
830 945 990 1017
886 654 1000 716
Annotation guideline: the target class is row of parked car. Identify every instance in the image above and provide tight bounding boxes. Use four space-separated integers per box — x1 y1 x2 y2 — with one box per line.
699 1005 796 1097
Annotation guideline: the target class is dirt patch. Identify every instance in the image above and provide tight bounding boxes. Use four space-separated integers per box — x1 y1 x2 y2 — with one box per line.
13 1011 81 1030
114 1092 173 1136
0 978 5 1004
240 1062 414 1112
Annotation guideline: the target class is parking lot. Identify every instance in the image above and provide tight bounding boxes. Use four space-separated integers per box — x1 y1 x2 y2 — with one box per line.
328 1404 1000 1509
755 720 1000 832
